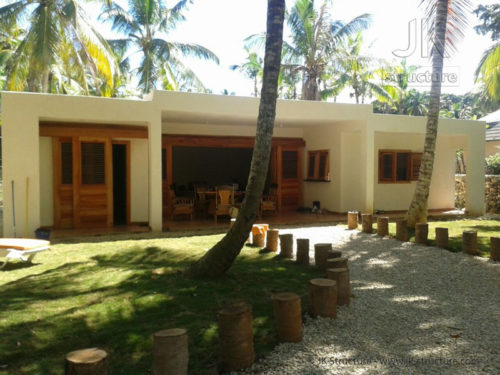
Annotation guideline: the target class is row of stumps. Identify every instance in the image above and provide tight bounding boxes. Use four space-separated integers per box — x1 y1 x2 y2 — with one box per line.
64 231 351 375
347 211 500 261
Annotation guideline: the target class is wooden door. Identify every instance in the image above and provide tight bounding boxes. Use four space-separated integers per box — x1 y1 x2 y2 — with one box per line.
277 146 302 211
53 138 75 228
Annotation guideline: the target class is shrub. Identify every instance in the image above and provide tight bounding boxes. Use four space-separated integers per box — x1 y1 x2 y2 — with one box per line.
485 152 500 174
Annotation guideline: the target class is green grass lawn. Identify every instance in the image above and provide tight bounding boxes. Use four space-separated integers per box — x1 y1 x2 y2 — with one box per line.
0 234 322 375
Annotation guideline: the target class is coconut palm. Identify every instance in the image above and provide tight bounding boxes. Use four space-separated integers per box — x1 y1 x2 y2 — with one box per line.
230 47 264 97
406 0 471 226
475 42 500 103
0 0 117 94
101 0 219 95
188 0 285 277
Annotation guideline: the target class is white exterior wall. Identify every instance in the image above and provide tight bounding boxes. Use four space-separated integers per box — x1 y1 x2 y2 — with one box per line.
39 137 53 226
130 139 149 222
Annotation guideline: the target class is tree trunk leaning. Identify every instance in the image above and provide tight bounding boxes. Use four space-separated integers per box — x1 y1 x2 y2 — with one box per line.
462 231 478 255
217 303 254 373
266 229 279 252
361 214 372 233
272 292 302 342
490 237 500 261
415 223 429 245
152 329 188 375
296 238 310 265
396 218 408 241
377 217 389 236
435 227 449 248
326 268 350 306
308 278 337 318
65 348 108 375
279 234 293 258
326 257 348 271
314 243 332 270
347 211 358 230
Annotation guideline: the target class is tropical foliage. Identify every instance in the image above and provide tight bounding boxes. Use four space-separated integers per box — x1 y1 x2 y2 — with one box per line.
230 47 263 97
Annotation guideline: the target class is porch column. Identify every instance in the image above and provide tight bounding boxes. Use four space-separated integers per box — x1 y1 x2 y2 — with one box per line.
148 115 163 232
363 126 375 213
465 130 485 216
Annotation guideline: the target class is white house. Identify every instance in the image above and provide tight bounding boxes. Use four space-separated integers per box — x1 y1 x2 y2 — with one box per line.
1 90 485 237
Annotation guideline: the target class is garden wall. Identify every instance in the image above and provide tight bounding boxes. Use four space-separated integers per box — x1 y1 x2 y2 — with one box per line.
455 174 500 213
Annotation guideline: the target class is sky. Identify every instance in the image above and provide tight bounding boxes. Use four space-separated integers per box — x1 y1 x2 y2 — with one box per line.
88 0 498 102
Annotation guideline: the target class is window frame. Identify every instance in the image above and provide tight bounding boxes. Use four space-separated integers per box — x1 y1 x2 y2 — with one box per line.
378 150 422 184
306 150 330 181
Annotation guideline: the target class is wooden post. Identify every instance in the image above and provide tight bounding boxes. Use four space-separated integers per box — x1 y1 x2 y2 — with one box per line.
435 227 449 248
415 223 428 245
266 229 279 252
396 218 408 241
490 237 500 261
462 231 478 255
308 278 337 318
376 216 389 236
314 243 332 270
327 250 342 259
152 329 188 375
65 348 108 375
272 293 302 343
326 268 350 306
217 303 254 373
326 257 348 271
279 234 293 258
361 214 372 233
296 238 310 265
347 211 358 230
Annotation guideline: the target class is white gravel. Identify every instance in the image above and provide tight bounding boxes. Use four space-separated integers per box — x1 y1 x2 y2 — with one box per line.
240 225 500 375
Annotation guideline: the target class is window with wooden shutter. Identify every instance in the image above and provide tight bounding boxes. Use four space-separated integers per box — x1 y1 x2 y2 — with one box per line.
61 141 73 185
410 153 423 180
379 150 422 183
379 152 395 182
307 150 330 181
81 142 105 184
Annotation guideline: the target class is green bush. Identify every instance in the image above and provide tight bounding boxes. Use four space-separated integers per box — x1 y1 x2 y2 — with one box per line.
485 152 500 174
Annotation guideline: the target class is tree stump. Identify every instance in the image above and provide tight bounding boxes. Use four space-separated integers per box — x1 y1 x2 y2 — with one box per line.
308 278 337 318
396 218 408 241
435 227 449 248
296 238 310 265
251 224 268 247
152 329 188 375
361 214 372 233
327 250 342 259
217 302 254 373
314 243 332 270
415 223 428 245
279 234 293 258
65 348 108 375
266 229 279 252
377 216 389 236
326 257 348 271
347 211 358 230
490 237 500 261
272 293 302 342
462 231 478 255
326 268 350 306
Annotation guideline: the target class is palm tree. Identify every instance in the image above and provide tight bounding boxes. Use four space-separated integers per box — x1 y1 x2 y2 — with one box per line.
101 0 219 95
230 47 264 97
0 0 117 94
475 42 500 103
188 0 285 277
406 0 471 227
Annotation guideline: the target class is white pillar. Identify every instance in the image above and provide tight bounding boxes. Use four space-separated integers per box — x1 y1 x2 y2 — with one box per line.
148 115 163 232
465 129 485 216
363 126 375 213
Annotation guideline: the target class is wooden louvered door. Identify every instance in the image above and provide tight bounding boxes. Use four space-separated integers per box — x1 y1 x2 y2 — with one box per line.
277 146 303 211
53 138 75 228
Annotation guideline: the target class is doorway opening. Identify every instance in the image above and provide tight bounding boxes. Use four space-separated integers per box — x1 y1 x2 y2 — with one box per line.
113 143 128 225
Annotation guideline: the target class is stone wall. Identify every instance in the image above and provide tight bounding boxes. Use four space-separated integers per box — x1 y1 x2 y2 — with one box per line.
455 174 500 213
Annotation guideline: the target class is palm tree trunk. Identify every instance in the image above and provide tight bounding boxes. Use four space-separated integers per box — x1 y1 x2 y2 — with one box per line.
301 71 319 100
187 0 285 277
406 0 448 227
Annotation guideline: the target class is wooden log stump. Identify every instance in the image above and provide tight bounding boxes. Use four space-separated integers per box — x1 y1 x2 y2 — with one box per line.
296 238 310 265
377 217 389 236
490 237 500 261
266 229 279 252
326 257 348 271
308 278 337 319
279 234 294 258
462 231 478 255
395 218 408 241
152 329 188 375
435 227 449 249
314 243 332 270
65 348 108 375
326 268 350 306
415 223 428 245
327 250 342 259
217 302 254 373
272 293 302 343
347 211 358 230
361 214 373 233
251 224 268 247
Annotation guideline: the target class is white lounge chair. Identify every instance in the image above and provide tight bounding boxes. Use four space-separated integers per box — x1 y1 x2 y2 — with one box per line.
0 238 50 269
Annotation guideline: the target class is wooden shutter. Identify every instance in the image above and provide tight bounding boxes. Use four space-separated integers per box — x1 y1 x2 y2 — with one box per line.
318 152 328 180
81 142 105 184
61 141 73 185
308 152 316 179
410 153 423 180
379 151 395 182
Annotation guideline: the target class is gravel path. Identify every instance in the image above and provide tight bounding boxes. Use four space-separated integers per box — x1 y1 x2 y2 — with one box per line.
240 226 500 375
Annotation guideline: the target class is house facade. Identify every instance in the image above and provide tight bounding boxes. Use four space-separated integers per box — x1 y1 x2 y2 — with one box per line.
483 109 500 157
1 90 485 237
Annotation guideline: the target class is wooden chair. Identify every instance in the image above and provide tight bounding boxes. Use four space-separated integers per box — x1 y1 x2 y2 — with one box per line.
260 186 278 217
209 186 234 223
169 188 194 220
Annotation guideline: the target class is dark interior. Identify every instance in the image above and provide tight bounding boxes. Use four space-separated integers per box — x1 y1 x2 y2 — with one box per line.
113 144 127 225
